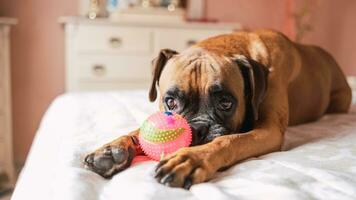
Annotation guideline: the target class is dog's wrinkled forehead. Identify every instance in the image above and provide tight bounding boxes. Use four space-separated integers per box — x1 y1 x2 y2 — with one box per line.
177 48 230 67
159 48 243 94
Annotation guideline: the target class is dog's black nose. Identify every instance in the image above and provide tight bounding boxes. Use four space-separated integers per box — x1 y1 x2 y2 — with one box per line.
190 122 209 145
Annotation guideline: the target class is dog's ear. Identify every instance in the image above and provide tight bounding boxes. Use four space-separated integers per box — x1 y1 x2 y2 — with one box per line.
235 57 269 130
149 49 178 102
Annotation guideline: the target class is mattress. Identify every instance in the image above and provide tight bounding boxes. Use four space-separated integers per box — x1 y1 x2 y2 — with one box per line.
11 90 356 200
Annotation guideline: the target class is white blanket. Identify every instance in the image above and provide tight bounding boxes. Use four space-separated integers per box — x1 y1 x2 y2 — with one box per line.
12 91 356 200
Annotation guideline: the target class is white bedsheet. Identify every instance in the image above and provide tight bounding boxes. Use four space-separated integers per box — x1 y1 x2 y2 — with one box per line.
12 91 356 200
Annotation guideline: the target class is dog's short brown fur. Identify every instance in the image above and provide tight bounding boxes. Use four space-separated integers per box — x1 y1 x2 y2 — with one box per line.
84 29 351 189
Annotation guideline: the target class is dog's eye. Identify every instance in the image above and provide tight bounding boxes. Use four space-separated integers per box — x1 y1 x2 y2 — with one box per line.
218 98 233 111
165 97 178 110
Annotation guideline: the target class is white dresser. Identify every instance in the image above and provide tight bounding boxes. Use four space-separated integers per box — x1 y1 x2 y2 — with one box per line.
60 17 241 91
0 17 17 184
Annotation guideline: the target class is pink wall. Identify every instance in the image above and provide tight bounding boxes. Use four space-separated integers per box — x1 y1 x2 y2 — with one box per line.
301 1 356 76
206 0 286 30
0 0 355 164
0 0 77 164
206 0 356 75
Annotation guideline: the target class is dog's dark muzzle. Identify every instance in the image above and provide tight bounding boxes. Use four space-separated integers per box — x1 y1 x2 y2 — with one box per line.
189 119 229 146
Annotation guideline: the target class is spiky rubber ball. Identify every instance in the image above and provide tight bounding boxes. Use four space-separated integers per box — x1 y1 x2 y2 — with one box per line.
138 111 192 161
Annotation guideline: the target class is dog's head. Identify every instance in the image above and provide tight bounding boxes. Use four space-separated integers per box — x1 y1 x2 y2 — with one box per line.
149 48 269 145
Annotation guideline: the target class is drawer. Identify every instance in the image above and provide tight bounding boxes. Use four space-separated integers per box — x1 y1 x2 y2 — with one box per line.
75 55 152 82
75 80 150 91
154 28 231 53
74 25 153 54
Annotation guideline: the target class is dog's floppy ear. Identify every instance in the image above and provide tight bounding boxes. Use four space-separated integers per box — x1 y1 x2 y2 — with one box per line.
149 49 178 102
235 57 269 130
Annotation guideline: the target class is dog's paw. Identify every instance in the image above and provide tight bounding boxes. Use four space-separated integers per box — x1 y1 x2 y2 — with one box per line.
84 136 135 178
154 148 214 189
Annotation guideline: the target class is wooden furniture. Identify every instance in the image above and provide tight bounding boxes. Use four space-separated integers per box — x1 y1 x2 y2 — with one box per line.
60 17 241 91
0 17 17 184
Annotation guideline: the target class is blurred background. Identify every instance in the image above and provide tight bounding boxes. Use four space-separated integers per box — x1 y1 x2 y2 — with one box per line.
0 0 355 194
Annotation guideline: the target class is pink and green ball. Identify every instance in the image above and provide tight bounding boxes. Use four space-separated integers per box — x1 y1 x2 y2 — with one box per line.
138 112 192 161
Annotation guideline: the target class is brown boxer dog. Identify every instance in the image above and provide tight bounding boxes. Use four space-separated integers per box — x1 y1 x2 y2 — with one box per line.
84 29 352 189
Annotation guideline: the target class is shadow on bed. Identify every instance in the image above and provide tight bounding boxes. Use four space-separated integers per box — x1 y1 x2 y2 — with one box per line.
282 105 356 151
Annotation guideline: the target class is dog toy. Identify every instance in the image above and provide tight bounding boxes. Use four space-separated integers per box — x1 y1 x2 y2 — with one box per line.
138 111 192 161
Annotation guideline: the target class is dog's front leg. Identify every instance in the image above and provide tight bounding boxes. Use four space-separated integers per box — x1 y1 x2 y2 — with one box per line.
84 129 143 178
154 125 284 189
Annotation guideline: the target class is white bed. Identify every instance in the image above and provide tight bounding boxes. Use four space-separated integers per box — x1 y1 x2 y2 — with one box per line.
11 90 356 200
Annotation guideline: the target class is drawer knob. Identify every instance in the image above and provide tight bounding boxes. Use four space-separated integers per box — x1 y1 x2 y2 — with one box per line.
92 65 106 76
186 39 197 47
109 37 122 48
